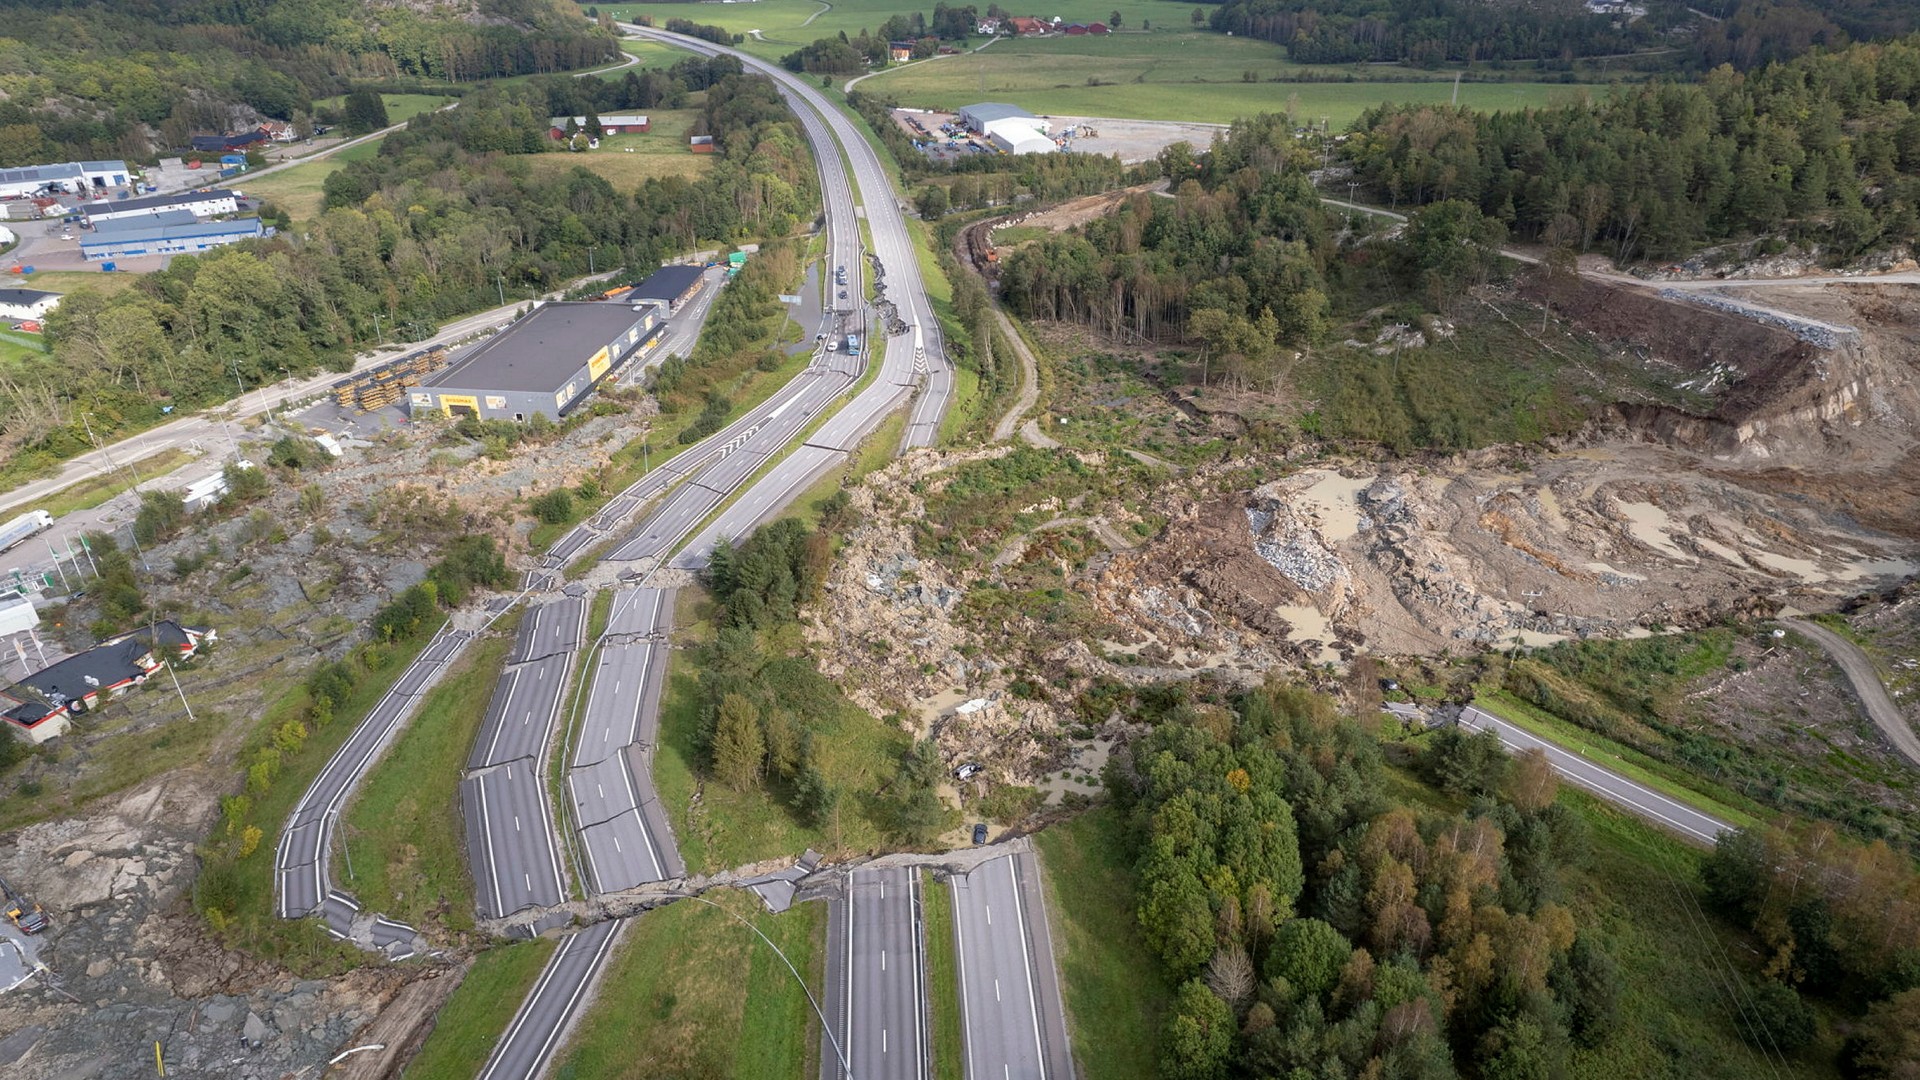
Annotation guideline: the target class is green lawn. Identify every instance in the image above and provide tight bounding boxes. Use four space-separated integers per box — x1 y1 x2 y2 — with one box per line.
242 138 384 223
551 893 824 1078
7 269 139 297
655 589 911 873
922 869 964 1080
1034 807 1168 1080
403 938 558 1080
1474 691 1766 831
865 35 1576 126
526 108 713 187
336 627 514 937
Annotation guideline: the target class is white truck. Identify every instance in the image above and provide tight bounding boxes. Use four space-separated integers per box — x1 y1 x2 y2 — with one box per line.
0 510 53 555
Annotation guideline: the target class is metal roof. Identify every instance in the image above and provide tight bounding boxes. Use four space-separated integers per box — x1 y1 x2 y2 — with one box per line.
83 188 235 217
959 102 1038 124
0 288 58 305
631 265 704 301
423 302 659 394
79 215 262 246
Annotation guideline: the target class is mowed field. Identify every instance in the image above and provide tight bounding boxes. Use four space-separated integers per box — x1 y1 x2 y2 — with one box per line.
524 107 714 186
241 139 384 223
310 92 455 125
863 35 1576 126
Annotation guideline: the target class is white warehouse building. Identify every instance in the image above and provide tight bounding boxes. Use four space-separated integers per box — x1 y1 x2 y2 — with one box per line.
957 103 1051 138
988 124 1056 155
82 188 240 226
0 160 129 200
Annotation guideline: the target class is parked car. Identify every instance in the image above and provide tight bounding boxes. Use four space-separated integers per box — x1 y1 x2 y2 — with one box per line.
972 823 988 845
954 762 983 781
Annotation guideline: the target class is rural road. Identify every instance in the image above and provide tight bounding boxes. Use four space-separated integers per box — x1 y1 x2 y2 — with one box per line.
1457 703 1734 844
950 853 1074 1080
1783 618 1920 767
824 867 930 1080
989 306 1040 442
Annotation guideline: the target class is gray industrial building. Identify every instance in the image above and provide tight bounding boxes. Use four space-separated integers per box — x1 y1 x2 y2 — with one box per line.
630 264 706 312
408 301 663 422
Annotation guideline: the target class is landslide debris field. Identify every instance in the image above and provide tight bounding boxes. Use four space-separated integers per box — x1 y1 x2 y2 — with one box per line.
808 254 1920 796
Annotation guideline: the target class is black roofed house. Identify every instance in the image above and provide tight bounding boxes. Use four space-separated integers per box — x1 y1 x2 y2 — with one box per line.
0 620 215 743
107 620 216 661
190 130 268 153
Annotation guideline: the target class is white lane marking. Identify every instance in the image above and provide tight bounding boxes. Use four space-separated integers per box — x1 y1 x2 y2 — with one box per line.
515 815 521 832
985 905 991 926
882 949 887 971
1008 857 1047 1079
994 978 1000 1002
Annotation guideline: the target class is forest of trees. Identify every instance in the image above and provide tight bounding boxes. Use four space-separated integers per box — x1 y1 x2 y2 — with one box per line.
1107 687 1619 1078
1203 0 1670 66
0 0 613 164
1 65 816 485
1345 35 1920 261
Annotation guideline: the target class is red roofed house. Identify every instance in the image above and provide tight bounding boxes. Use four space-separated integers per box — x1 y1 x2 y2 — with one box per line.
1007 16 1046 34
1088 22 1110 33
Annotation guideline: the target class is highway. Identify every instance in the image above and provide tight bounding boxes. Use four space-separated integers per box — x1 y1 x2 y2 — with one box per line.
478 918 624 1080
460 598 586 918
566 587 686 893
949 853 1074 1080
822 867 930 1080
274 621 471 953
1457 703 1734 844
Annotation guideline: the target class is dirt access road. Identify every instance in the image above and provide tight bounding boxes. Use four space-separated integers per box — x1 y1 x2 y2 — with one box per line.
1783 618 1920 767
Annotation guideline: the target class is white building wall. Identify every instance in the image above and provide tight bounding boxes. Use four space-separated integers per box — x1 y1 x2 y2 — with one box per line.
83 194 239 225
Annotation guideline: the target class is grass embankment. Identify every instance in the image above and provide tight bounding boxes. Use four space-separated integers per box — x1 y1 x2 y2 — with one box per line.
402 938 558 1080
1034 807 1168 1080
921 869 965 1080
1554 789 1844 1077
336 625 516 936
1474 691 1765 831
3 269 139 298
552 892 825 1078
656 588 910 872
203 630 440 974
30 447 197 518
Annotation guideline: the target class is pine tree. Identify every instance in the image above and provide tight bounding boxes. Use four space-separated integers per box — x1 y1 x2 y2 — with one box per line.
712 692 765 791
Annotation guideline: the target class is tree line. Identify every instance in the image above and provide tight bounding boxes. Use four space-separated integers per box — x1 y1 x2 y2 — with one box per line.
0 0 614 165
1345 35 1920 262
3 67 816 488
1201 0 1669 67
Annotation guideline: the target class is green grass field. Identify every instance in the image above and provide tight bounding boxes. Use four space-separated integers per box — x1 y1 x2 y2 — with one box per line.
526 107 713 187
337 627 514 937
403 939 558 1080
242 138 384 223
922 869 965 1080
863 35 1574 126
552 893 824 1078
1034 807 1168 1080
7 269 139 297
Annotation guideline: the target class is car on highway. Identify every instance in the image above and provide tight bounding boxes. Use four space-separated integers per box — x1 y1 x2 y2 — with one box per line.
972 823 988 845
838 289 848 299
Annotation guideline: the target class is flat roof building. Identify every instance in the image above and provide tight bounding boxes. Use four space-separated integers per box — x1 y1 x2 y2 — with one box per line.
631 265 706 311
0 160 129 200
958 103 1050 137
990 127 1057 155
79 214 264 260
82 188 240 225
0 288 59 321
409 300 664 422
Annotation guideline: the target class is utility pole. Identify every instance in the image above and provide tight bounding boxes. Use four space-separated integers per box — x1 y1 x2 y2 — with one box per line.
497 275 506 306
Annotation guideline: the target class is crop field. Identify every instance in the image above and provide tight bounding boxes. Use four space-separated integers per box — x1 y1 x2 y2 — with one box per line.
524 108 714 186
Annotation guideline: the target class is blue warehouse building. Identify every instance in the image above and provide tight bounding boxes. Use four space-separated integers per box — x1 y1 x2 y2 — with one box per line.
79 210 265 260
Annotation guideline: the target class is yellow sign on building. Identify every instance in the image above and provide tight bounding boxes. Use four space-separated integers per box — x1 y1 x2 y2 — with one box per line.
587 346 612 381
436 393 478 416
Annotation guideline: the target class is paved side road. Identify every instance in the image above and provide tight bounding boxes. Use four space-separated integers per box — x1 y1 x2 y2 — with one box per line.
1457 704 1733 844
477 918 624 1080
1784 618 1920 767
950 853 1074 1080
